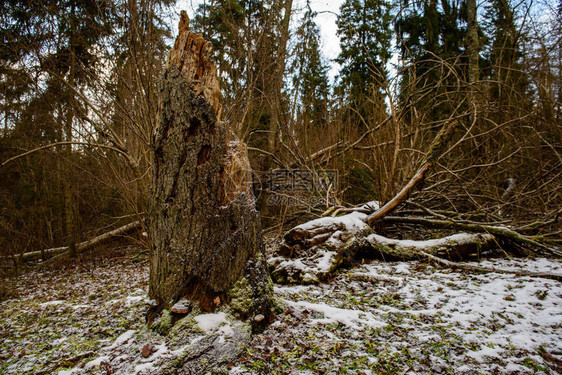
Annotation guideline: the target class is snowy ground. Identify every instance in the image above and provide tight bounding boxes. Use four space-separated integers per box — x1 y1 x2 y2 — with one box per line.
1 251 561 374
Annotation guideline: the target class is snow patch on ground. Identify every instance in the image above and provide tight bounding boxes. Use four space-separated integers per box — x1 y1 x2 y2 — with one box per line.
84 356 109 370
240 257 562 374
194 312 229 334
286 300 385 329
2 253 561 374
467 256 562 274
111 330 136 347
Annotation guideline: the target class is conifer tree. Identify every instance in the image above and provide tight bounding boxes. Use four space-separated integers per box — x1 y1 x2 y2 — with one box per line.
291 2 330 128
485 0 529 110
395 0 467 121
336 0 392 116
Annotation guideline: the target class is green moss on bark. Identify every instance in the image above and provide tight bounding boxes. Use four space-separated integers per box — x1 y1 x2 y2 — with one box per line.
227 277 253 318
152 309 173 335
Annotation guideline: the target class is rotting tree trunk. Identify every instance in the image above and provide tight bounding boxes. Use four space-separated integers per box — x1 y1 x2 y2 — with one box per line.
147 13 274 323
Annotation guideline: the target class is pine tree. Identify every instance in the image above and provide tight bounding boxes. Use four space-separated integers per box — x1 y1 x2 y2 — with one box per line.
395 0 467 121
396 0 467 75
336 0 392 115
291 3 330 128
485 0 529 111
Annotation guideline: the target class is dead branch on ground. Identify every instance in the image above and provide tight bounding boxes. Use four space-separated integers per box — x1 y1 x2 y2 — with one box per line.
7 220 142 262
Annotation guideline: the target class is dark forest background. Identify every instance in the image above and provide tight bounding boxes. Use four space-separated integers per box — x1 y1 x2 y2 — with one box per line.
1 0 560 262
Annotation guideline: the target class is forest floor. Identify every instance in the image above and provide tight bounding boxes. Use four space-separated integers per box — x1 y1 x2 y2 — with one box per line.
1 245 561 374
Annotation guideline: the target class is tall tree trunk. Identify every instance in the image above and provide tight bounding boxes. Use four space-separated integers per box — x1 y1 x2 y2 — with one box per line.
266 0 293 168
147 13 274 322
558 1 562 119
65 5 77 257
467 0 479 84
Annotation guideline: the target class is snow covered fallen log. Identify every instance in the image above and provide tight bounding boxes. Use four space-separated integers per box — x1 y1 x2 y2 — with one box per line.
10 220 142 261
380 216 562 257
363 232 496 260
269 209 496 284
270 211 369 284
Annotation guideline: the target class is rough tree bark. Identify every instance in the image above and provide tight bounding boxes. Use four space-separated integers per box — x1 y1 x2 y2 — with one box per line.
147 13 274 322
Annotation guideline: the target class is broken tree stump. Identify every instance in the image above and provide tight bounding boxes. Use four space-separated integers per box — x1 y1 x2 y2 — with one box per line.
147 12 274 324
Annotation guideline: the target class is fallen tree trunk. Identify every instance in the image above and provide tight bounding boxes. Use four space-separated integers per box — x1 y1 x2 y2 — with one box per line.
7 220 142 262
269 209 499 283
381 216 562 257
270 199 561 283
362 232 496 260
